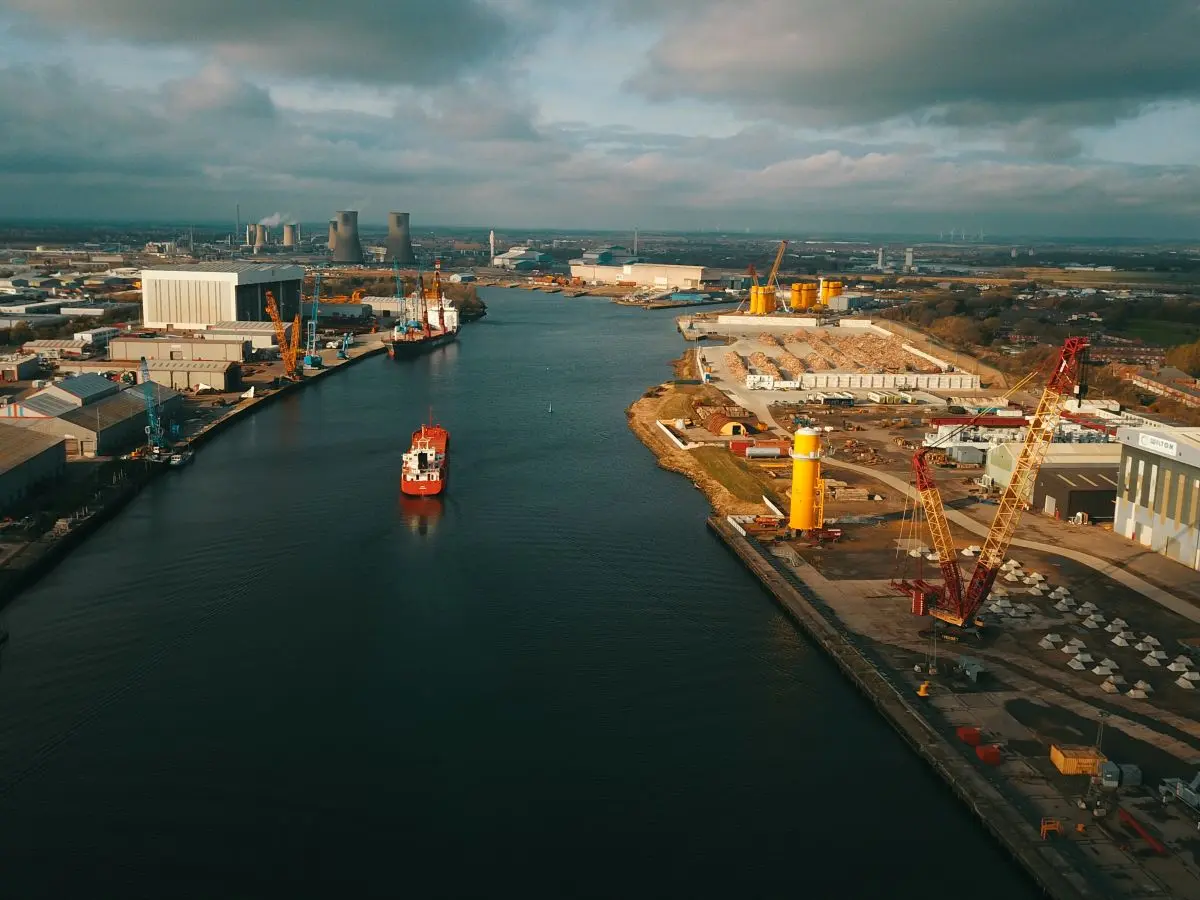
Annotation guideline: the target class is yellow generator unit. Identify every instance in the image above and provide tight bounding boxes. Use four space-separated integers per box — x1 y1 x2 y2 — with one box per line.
789 428 823 531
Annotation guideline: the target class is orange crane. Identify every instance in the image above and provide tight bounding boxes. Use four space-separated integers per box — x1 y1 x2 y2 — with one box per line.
896 337 1089 629
265 290 301 380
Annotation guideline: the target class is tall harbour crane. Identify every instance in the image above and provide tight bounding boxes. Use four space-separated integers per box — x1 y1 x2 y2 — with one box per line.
139 357 169 459
265 290 301 381
304 272 323 370
896 337 1089 629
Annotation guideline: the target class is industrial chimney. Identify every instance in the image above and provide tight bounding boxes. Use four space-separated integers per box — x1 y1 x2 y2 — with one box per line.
245 224 254 246
328 219 338 253
254 224 267 252
385 212 416 264
332 210 363 264
283 224 298 247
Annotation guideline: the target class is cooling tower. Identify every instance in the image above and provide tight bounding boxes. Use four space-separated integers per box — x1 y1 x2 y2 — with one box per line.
283 224 298 247
254 224 267 250
328 220 338 252
385 212 416 264
332 211 364 263
245 224 254 246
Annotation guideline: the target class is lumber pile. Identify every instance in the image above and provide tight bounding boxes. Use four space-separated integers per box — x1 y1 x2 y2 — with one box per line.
759 333 784 349
726 352 748 380
748 351 782 379
777 351 808 378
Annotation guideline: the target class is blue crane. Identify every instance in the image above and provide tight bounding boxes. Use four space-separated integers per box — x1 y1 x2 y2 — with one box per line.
337 333 352 359
139 357 168 458
303 272 324 370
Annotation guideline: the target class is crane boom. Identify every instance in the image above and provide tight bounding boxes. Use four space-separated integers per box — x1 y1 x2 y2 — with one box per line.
265 290 299 379
766 240 788 287
912 447 965 612
954 337 1089 624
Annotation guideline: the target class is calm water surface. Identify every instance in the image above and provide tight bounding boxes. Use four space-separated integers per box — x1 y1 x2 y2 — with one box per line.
0 290 1037 898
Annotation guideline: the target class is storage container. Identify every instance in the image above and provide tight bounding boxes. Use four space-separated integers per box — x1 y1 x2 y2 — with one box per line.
976 745 1002 765
956 726 982 747
1099 761 1121 788
1050 744 1106 776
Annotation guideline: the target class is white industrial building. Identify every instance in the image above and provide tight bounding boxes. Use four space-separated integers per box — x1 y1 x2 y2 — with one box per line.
492 247 551 270
568 262 710 290
141 262 304 329
1114 425 1200 569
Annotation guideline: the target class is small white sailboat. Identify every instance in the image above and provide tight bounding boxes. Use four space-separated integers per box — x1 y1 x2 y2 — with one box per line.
548 402 553 414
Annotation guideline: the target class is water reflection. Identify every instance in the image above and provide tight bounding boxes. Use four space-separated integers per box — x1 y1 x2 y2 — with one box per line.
398 494 443 536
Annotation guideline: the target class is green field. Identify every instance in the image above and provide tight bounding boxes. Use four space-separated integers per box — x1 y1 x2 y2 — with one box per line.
1116 319 1200 347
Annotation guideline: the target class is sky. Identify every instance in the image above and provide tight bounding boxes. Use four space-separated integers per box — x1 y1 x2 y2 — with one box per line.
1 0 1200 237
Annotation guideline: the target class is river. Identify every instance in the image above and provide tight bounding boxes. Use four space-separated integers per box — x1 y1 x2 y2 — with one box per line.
0 289 1037 898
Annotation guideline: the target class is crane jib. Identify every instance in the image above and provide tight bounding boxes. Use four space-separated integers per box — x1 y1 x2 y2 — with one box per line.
904 337 1089 627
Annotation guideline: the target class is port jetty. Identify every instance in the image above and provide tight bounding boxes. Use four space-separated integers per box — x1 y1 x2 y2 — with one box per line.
628 311 1200 899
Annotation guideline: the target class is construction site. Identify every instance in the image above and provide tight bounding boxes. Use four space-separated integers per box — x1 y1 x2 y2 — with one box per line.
628 318 1200 898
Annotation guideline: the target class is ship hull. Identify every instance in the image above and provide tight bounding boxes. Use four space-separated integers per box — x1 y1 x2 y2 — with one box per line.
387 328 458 359
400 472 446 497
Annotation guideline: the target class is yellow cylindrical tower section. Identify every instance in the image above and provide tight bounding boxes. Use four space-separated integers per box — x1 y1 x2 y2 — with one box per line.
789 427 821 531
800 283 817 310
748 286 758 315
762 286 776 314
790 283 803 311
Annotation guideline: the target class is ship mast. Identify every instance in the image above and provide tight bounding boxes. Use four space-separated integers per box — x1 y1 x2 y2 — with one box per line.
417 268 430 335
432 259 444 332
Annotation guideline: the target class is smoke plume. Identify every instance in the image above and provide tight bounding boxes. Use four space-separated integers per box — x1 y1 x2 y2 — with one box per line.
258 212 291 227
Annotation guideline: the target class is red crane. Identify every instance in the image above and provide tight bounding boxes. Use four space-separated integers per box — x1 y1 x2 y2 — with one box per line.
899 337 1090 628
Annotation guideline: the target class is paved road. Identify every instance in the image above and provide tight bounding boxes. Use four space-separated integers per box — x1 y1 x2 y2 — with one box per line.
823 456 1200 625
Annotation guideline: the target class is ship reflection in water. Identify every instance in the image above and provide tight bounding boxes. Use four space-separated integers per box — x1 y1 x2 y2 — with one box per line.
398 494 443 536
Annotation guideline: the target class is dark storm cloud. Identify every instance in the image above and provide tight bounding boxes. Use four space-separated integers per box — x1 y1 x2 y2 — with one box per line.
629 0 1200 128
0 0 510 84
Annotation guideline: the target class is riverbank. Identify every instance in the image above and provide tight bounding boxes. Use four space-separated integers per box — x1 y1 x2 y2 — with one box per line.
0 336 389 605
627 373 1197 898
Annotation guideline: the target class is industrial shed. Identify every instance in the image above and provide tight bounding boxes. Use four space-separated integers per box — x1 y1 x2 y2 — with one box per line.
0 384 182 457
109 336 250 363
0 354 40 381
705 413 750 436
985 443 1121 491
138 360 239 392
141 262 303 329
1033 466 1119 521
0 426 66 512
205 321 288 350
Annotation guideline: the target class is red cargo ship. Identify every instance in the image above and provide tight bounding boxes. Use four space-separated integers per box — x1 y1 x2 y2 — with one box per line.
401 416 449 497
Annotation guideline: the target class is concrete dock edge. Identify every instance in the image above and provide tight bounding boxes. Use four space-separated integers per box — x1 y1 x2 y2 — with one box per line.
707 515 1095 900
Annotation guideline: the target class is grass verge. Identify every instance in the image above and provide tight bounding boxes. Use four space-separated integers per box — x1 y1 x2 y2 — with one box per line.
691 446 764 503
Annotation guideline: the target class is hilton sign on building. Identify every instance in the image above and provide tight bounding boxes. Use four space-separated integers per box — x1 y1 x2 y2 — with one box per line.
1114 425 1200 570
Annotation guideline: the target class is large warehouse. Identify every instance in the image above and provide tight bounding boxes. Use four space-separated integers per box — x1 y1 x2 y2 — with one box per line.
568 261 710 289
1114 425 1200 569
0 426 66 512
141 262 303 329
108 336 251 363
